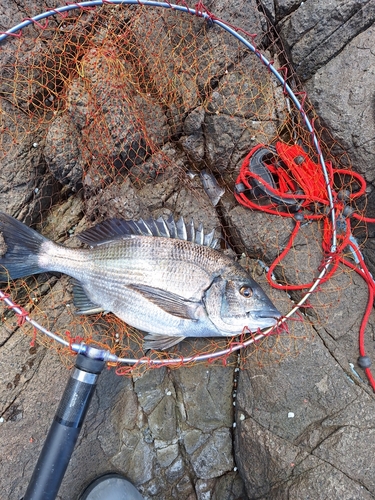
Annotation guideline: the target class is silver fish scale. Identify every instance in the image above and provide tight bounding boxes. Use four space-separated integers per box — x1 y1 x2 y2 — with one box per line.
44 236 232 302
79 272 216 338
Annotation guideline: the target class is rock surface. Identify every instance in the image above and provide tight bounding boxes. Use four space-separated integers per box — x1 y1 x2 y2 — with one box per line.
0 2 375 500
233 1 375 499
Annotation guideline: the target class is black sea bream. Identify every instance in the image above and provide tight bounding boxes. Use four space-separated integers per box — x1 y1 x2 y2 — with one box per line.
0 213 281 349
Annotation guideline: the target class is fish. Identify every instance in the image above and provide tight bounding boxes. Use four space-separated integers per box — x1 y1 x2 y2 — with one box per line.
0 212 281 350
200 169 225 206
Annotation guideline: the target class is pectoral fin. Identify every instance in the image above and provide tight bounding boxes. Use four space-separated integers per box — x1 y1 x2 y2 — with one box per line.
73 281 105 315
127 284 199 320
143 334 186 350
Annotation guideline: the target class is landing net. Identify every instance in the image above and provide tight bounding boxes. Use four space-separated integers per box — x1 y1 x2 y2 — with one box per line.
0 1 374 384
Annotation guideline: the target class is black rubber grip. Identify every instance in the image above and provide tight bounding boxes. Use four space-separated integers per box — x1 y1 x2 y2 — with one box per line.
23 356 105 500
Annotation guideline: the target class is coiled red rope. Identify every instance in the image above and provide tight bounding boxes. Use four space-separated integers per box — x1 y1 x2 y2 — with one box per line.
235 141 375 391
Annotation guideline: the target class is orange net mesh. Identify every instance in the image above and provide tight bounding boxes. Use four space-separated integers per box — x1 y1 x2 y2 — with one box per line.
0 2 370 375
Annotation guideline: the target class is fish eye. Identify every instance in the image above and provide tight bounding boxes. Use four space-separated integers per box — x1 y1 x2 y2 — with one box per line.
239 286 253 298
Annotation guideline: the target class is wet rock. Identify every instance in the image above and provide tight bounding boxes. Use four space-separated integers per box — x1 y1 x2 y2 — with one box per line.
113 432 156 485
183 429 210 456
203 113 277 181
133 367 171 415
180 134 205 165
195 479 217 500
204 114 246 174
304 27 375 184
0 34 56 113
173 475 195 498
226 204 295 261
234 327 363 497
184 107 206 136
260 0 297 22
211 472 248 500
44 114 84 190
203 51 282 175
156 443 179 468
172 365 234 432
279 0 375 81
190 428 233 479
206 53 280 121
180 107 206 166
207 0 266 45
165 456 186 484
148 394 178 443
130 9 201 135
84 177 146 222
36 194 84 243
0 331 46 415
65 42 168 192
0 101 59 222
134 141 187 194
0 351 70 500
272 462 375 500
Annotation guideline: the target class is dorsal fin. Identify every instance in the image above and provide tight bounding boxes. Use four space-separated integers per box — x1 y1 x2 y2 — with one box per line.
195 223 204 246
176 217 187 240
77 215 220 249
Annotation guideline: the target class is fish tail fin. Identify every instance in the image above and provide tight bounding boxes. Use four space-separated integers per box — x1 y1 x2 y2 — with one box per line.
0 212 49 280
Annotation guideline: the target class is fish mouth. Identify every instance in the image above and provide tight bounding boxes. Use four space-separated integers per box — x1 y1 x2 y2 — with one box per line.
251 307 282 324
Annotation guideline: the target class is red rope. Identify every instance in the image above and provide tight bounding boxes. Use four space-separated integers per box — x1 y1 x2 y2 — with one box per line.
352 212 375 223
235 141 375 391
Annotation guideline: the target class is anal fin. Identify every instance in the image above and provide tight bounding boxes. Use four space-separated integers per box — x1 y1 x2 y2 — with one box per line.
73 281 105 315
143 334 186 351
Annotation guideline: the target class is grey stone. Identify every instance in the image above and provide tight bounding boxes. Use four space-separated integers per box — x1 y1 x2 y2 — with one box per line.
44 114 84 190
0 101 60 222
133 368 169 415
172 365 234 432
156 443 179 468
313 425 375 492
204 114 245 174
148 395 178 442
279 0 375 81
211 472 248 500
184 107 206 136
269 461 375 500
190 428 234 479
203 49 282 176
84 176 146 221
136 148 183 209
36 195 84 243
183 429 210 455
304 27 375 184
195 478 216 500
180 134 205 165
206 0 266 41
174 475 195 497
234 316 375 498
108 426 156 485
165 456 186 483
226 203 295 262
262 0 301 22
